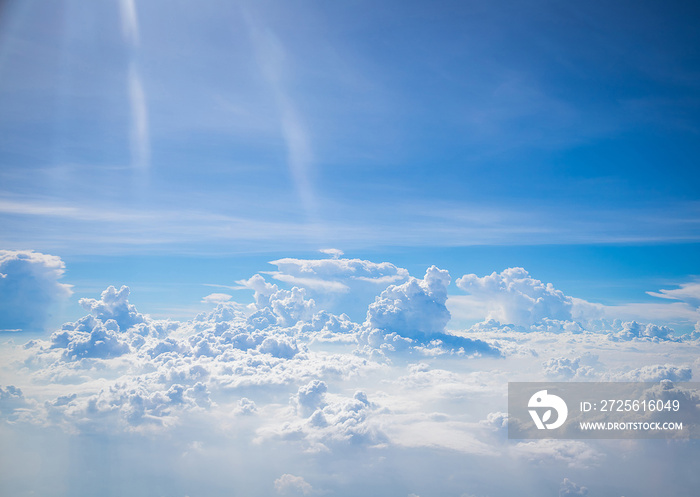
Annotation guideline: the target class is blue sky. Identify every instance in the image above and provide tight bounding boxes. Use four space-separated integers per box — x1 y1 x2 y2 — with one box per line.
1 0 699 324
2 2 700 496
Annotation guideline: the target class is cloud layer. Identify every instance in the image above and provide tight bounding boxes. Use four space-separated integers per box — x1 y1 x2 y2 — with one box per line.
1 251 699 496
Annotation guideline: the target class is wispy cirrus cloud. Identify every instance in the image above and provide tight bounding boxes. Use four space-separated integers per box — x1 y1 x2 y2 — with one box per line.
243 7 318 225
2 196 700 255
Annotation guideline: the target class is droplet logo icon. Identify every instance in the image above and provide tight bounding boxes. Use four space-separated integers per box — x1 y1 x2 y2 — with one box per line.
528 389 568 430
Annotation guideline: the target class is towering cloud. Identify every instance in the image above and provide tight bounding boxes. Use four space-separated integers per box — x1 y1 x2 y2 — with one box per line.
366 265 451 339
0 250 72 331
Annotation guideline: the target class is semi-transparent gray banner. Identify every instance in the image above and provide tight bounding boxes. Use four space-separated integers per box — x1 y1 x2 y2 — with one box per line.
508 381 700 439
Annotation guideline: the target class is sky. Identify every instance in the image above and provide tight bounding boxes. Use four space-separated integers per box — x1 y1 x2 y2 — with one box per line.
1 1 700 496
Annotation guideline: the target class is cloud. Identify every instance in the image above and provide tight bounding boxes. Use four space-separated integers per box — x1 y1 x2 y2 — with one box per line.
647 281 700 308
452 267 700 336
269 254 409 291
274 474 313 495
455 267 576 327
511 440 602 469
235 397 257 415
542 357 595 379
201 293 233 304
264 253 410 320
559 478 588 497
319 248 343 259
79 285 145 330
0 385 31 421
255 378 388 453
357 266 499 356
53 318 131 360
4 253 700 496
613 321 675 341
294 380 328 417
605 364 692 382
237 275 316 326
118 0 139 47
366 266 451 339
0 250 73 331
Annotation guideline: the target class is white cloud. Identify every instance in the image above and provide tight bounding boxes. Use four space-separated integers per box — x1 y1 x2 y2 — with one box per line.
79 285 145 330
269 255 409 291
237 274 316 326
274 474 313 495
235 397 257 415
604 364 692 382
647 281 700 308
511 440 602 469
452 268 700 335
0 385 31 421
0 250 73 331
294 380 328 417
319 248 343 259
455 267 576 327
4 253 700 496
201 293 233 304
613 321 675 341
366 266 451 339
264 254 410 320
542 357 595 379
559 478 588 497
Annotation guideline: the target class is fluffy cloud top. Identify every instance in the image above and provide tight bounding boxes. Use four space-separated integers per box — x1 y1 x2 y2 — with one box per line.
559 478 588 497
2 252 700 497
606 364 692 382
79 285 145 330
0 250 72 331
455 267 575 327
238 275 316 326
366 266 451 339
274 474 313 495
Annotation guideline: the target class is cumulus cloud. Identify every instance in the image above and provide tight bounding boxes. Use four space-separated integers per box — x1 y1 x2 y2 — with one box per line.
543 357 595 379
261 252 410 320
559 478 588 497
0 385 31 421
238 275 316 326
366 266 451 339
53 318 131 360
319 248 343 259
4 253 700 497
360 266 498 356
235 397 257 415
274 474 313 495
455 267 577 327
511 440 602 468
613 321 675 341
0 250 72 331
605 364 692 382
293 380 328 417
79 285 145 330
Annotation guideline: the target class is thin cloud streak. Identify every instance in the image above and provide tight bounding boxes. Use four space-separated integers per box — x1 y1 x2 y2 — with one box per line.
243 8 319 224
119 0 149 178
118 0 139 47
128 63 150 173
2 196 700 255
